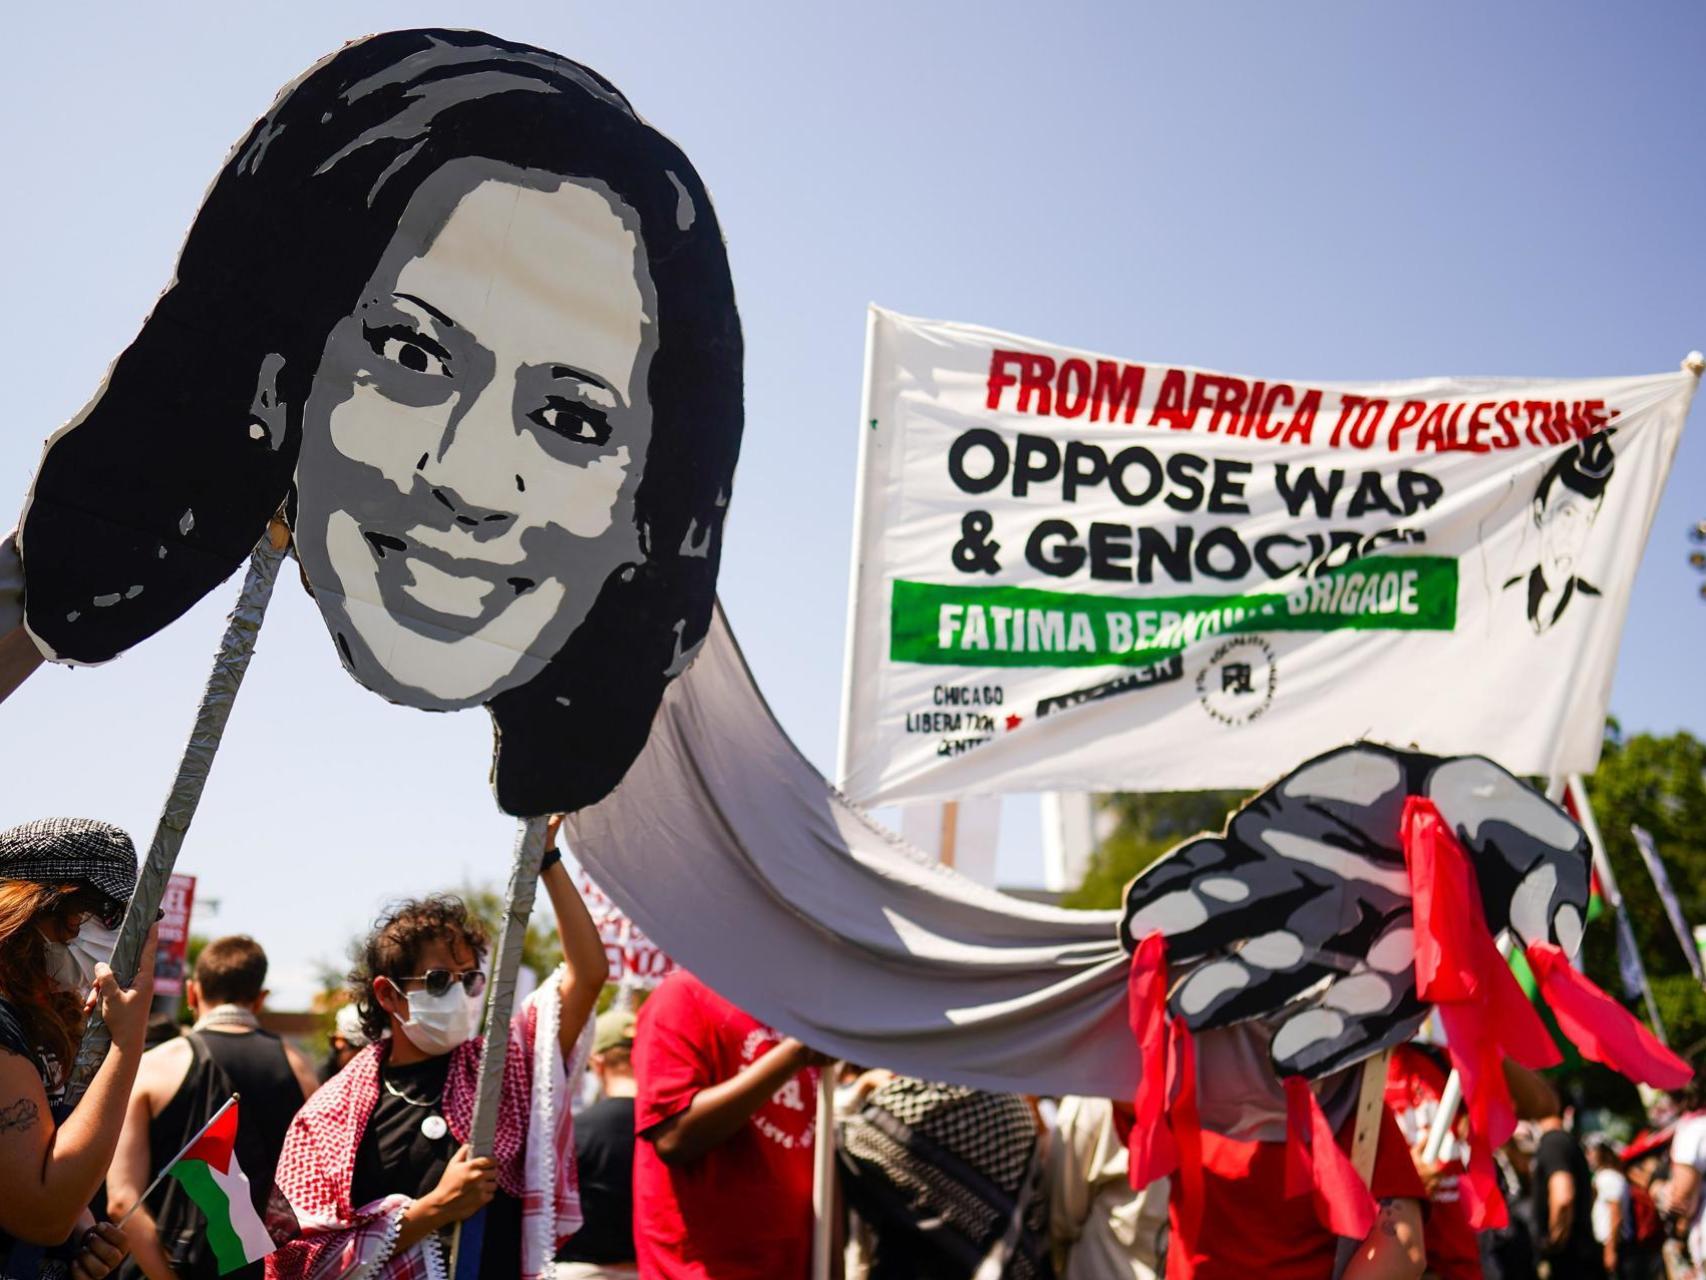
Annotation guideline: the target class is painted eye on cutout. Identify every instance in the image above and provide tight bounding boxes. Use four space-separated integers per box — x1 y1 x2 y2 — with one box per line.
528 397 613 446
364 324 452 377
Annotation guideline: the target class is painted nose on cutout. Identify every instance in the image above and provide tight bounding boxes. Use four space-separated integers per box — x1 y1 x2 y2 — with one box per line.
420 373 525 533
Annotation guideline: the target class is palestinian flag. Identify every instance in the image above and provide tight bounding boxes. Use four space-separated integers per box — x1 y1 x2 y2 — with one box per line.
165 1101 279 1274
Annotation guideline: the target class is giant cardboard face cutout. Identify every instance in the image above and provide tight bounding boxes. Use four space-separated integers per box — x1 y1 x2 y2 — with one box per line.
19 30 744 815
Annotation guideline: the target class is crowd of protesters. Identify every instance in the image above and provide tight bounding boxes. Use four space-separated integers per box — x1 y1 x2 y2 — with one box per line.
7 814 1706 1280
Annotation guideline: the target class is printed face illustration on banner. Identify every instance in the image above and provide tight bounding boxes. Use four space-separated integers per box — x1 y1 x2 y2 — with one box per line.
18 31 745 815
1120 744 1590 1080
1502 430 1616 633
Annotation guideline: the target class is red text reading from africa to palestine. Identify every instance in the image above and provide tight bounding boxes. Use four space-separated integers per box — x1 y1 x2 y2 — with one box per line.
985 348 1620 455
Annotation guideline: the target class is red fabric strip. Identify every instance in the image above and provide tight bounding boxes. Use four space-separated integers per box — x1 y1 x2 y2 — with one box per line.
1456 1139 1509 1232
1403 796 1558 1230
1282 1077 1378 1240
1403 797 1485 1004
1127 932 1180 1189
1526 942 1692 1089
1167 1011 1204 1242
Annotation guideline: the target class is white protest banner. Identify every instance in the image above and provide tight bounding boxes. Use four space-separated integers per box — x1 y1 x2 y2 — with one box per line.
839 307 1697 806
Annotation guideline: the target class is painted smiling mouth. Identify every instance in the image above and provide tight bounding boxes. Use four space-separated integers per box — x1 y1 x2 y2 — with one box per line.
362 528 537 597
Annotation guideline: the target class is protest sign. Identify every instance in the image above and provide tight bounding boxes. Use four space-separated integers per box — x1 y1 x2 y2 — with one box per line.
17 30 744 818
577 869 673 987
155 873 197 998
840 307 1696 805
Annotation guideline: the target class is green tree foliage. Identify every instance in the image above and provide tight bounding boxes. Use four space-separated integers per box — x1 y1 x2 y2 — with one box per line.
1581 726 1706 1057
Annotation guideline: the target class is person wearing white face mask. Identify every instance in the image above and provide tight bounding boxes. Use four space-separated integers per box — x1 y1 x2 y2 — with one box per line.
268 816 608 1280
0 816 159 1280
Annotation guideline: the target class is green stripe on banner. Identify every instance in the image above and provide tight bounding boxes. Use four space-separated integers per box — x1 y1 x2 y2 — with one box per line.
169 1160 248 1275
889 555 1458 668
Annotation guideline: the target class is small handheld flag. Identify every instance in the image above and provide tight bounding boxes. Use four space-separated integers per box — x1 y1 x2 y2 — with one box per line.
120 1094 283 1275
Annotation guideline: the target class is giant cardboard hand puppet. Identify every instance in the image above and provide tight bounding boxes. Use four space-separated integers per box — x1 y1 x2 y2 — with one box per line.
1117 742 1685 1232
17 30 743 815
1121 744 1589 1079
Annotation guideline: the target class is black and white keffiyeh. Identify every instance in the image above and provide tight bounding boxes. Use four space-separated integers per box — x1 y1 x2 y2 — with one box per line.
0 817 136 922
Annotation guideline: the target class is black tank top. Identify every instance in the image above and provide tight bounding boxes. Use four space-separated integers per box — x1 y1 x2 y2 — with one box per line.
123 1029 302 1280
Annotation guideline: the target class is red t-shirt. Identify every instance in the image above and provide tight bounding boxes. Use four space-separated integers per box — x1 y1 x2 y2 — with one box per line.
632 971 820 1280
1165 1101 1426 1280
1385 1044 1483 1280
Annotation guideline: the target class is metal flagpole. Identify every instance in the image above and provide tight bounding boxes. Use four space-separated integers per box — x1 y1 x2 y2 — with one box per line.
63 525 288 1107
833 305 883 791
449 814 550 1280
818 305 880 1280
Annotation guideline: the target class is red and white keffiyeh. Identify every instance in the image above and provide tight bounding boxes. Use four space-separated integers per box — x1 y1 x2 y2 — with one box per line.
267 967 592 1280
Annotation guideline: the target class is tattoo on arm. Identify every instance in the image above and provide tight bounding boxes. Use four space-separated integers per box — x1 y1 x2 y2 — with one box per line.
1377 1197 1401 1239
0 1097 39 1134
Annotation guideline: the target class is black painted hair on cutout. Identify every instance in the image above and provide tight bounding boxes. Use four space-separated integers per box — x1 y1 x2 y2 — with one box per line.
20 30 744 816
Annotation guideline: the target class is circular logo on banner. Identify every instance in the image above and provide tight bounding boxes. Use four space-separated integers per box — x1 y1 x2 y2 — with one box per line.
1196 636 1277 726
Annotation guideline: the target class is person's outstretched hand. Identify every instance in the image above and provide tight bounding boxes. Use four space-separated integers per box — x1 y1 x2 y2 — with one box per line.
90 922 160 1053
1120 745 1588 1079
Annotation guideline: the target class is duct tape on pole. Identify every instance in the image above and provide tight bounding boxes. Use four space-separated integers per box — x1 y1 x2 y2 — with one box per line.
64 524 287 1107
449 814 549 1280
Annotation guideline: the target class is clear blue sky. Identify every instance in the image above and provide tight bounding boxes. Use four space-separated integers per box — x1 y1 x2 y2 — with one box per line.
3 3 1702 1005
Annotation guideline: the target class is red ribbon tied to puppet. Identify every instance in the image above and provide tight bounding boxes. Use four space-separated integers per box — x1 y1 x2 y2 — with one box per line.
1283 1076 1378 1241
1119 748 1686 1245
1400 796 1690 1226
1126 933 1202 1232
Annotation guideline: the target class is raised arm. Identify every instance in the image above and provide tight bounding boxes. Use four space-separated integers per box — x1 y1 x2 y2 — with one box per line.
0 924 158 1245
542 815 608 1057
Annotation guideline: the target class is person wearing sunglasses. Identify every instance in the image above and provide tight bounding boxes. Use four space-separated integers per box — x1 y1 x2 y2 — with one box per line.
269 817 607 1280
0 816 159 1280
